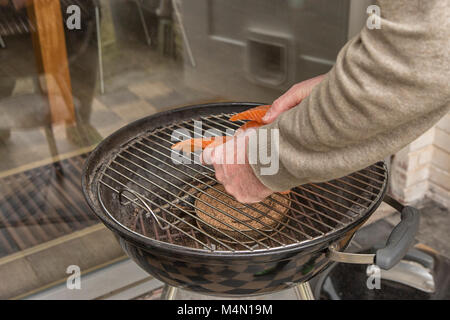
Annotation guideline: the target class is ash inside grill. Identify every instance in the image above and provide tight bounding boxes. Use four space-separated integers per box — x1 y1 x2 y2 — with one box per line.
97 113 387 253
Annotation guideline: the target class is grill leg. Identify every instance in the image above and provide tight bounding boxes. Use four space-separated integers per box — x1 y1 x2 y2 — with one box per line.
161 285 177 300
294 282 314 300
0 35 5 49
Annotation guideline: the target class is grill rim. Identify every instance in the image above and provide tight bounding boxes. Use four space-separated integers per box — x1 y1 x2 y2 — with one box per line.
82 102 389 259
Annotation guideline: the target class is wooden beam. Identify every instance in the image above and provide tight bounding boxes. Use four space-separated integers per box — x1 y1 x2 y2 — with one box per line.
27 0 75 124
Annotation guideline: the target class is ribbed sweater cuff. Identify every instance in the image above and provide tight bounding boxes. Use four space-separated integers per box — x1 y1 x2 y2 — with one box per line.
247 122 304 192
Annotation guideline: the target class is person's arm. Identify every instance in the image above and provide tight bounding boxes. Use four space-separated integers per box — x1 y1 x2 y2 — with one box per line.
251 0 450 191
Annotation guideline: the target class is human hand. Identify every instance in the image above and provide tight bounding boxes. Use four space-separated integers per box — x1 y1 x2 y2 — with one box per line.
262 74 326 124
201 132 274 203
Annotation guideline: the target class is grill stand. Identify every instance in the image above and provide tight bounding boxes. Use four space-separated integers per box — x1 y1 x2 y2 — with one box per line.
160 282 315 300
294 282 314 300
161 285 178 300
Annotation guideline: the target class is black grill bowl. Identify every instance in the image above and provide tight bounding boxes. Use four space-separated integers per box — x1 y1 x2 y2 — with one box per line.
82 103 386 296
118 234 359 296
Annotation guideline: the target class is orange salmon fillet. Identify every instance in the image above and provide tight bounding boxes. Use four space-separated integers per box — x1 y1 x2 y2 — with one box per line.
237 120 263 132
229 105 271 122
171 136 232 152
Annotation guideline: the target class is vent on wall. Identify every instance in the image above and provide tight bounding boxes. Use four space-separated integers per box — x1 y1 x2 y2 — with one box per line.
245 29 293 89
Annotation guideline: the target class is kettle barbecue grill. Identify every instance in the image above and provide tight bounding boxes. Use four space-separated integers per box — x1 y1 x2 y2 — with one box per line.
82 102 420 298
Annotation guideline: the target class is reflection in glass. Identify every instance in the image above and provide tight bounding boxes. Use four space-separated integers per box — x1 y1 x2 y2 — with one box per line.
0 0 355 299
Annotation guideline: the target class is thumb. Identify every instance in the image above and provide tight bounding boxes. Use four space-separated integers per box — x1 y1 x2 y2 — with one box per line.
262 84 306 123
262 92 299 123
200 146 215 165
262 74 326 124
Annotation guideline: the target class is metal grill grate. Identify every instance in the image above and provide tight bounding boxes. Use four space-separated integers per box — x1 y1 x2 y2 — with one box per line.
97 113 387 253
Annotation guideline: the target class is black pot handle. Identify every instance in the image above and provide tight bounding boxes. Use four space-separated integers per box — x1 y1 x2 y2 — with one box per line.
375 195 420 269
328 195 420 270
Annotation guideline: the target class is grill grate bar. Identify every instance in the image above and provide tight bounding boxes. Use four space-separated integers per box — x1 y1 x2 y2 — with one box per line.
208 113 242 128
373 163 387 172
184 118 235 137
353 170 384 186
345 174 382 191
199 116 239 134
328 178 378 197
361 167 385 178
289 189 353 220
295 187 344 226
321 181 374 203
112 153 281 246
294 186 365 215
97 112 387 253
308 183 368 209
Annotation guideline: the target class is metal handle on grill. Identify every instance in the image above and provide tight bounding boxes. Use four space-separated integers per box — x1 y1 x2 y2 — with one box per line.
328 195 420 270
119 188 172 230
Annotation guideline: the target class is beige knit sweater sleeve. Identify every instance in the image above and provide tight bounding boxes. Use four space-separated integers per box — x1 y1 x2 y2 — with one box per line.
251 0 450 192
